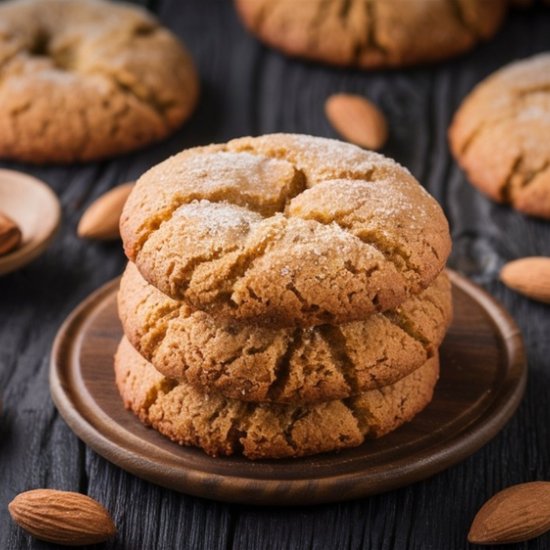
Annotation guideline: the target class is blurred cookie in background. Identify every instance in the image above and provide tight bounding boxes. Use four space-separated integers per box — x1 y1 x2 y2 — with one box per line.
449 53 550 219
234 0 507 69
0 0 199 164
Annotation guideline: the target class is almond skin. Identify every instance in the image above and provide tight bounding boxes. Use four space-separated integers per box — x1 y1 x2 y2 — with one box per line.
500 257 550 304
468 482 550 545
325 93 388 150
0 211 22 255
78 182 134 240
9 489 116 546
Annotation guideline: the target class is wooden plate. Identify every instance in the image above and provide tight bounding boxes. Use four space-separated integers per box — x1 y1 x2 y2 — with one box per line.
50 271 526 506
0 170 61 276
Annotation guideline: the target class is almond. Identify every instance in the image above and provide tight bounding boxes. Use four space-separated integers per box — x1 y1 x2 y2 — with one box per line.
500 257 550 304
77 182 134 240
0 211 22 256
468 482 550 544
9 489 116 546
325 93 388 150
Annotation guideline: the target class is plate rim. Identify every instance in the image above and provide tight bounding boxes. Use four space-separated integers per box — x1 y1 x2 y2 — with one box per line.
50 270 526 505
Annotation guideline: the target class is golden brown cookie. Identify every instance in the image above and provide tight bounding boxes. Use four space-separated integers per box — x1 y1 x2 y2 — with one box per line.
121 134 451 327
449 53 550 219
234 0 506 69
0 0 199 163
118 262 452 405
115 337 439 459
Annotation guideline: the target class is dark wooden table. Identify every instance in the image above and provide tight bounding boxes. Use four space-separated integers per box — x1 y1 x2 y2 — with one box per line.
1 2 550 548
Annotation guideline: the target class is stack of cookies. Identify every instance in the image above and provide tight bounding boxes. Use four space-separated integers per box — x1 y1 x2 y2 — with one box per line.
115 134 453 460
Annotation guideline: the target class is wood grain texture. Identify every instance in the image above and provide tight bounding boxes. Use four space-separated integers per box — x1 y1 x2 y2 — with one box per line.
0 0 549 548
49 272 525 505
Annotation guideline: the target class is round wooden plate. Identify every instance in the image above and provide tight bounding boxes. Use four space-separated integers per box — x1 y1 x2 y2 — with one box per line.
50 271 526 506
0 169 61 276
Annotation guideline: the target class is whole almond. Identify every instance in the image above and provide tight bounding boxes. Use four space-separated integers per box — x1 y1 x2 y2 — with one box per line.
468 482 550 545
500 257 550 304
0 211 22 256
325 93 388 150
9 489 116 546
77 182 134 240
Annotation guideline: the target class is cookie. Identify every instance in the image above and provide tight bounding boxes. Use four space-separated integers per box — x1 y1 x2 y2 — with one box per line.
449 53 550 219
115 337 439 459
120 134 451 327
0 0 199 163
234 0 506 69
118 262 452 405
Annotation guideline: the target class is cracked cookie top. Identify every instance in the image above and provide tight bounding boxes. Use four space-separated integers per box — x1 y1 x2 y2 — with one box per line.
450 53 550 219
0 0 199 163
234 0 506 69
118 262 452 405
115 337 439 459
121 134 451 327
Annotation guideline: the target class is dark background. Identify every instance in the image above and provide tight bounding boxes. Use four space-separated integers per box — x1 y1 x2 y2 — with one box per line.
1 1 550 548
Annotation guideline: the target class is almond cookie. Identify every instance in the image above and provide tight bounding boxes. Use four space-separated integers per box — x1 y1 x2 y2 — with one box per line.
115 337 439 459
118 263 452 405
120 134 451 327
0 0 199 163
234 0 506 69
449 53 550 219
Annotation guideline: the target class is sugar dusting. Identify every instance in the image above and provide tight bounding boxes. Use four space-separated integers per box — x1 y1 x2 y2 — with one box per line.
175 200 261 234
295 178 433 227
284 134 412 178
184 151 279 191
